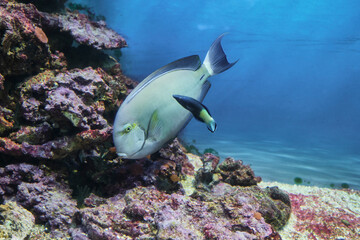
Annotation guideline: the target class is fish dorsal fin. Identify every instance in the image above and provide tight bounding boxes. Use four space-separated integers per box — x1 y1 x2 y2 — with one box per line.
125 55 202 104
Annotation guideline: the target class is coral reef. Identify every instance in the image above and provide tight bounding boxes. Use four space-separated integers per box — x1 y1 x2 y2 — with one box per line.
0 159 291 239
193 153 220 191
18 0 68 13
0 164 77 238
0 74 4 90
76 184 284 239
0 0 135 161
0 1 294 239
0 106 14 135
0 67 134 159
41 11 127 50
0 1 51 76
0 0 127 78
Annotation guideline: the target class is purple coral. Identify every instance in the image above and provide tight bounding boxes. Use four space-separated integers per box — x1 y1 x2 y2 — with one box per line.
45 86 107 130
76 185 282 239
0 67 132 159
0 164 77 238
0 0 134 160
41 11 127 50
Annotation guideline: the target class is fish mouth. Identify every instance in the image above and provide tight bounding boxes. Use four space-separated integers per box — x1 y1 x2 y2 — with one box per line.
116 126 147 159
117 139 146 159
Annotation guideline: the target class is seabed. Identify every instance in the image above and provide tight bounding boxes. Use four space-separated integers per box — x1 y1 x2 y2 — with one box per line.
259 181 360 239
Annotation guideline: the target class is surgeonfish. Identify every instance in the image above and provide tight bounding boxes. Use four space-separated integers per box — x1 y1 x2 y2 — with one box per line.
113 34 237 159
173 95 217 133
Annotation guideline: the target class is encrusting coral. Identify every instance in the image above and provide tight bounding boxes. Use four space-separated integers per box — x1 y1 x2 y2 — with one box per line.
0 201 34 239
0 1 51 76
0 67 135 159
0 164 77 239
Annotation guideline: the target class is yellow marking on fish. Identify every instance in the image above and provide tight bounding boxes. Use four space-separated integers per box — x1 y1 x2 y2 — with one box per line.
199 109 213 124
121 123 137 135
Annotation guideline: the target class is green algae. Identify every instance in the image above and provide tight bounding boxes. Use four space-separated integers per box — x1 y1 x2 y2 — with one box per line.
182 140 220 157
294 177 303 184
63 111 82 127
185 144 202 156
203 147 219 156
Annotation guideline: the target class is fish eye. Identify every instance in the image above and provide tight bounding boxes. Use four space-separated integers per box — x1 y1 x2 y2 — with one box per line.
121 123 136 135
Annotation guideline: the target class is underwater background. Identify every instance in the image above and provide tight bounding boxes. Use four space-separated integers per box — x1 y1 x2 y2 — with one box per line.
71 0 360 189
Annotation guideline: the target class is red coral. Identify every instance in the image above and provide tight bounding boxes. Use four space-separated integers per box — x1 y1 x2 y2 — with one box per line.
290 192 360 239
0 137 22 156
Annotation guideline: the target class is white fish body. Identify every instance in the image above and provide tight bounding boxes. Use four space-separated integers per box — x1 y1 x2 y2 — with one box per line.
113 34 236 159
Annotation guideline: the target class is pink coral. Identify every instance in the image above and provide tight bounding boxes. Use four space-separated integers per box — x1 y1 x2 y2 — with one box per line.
289 192 360 239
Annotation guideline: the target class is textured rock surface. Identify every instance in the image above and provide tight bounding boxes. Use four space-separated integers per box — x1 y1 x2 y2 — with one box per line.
0 164 78 238
68 154 289 239
0 106 14 135
76 184 284 240
259 181 360 240
0 67 135 159
0 0 135 161
0 158 291 239
18 0 68 12
0 0 127 78
0 201 35 239
0 1 51 76
41 11 126 50
217 157 262 186
0 74 4 90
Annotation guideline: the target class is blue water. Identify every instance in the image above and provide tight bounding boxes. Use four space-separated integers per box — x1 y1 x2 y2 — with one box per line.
72 0 360 189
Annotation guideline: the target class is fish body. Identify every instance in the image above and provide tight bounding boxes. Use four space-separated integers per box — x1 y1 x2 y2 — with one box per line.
113 34 236 159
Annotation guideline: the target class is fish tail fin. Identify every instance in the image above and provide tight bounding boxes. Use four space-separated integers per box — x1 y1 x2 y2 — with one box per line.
207 119 217 133
203 33 237 76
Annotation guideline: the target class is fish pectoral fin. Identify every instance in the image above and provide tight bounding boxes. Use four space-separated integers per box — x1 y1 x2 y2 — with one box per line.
147 109 162 141
173 95 204 121
173 95 217 133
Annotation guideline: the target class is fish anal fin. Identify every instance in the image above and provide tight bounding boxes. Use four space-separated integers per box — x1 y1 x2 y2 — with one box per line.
199 81 211 102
